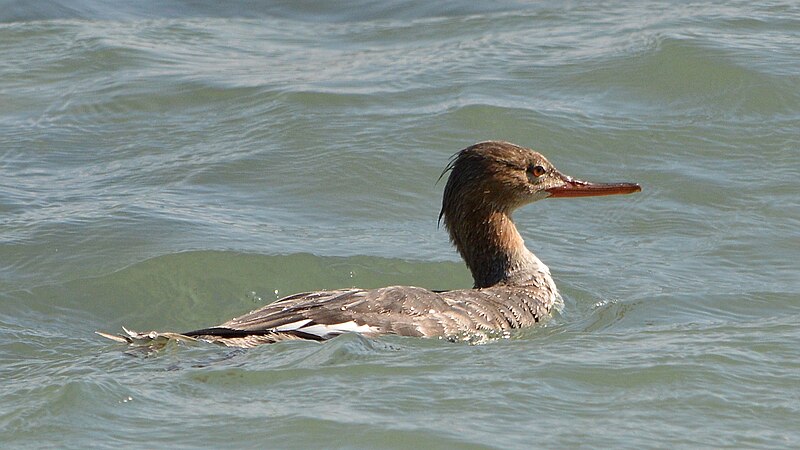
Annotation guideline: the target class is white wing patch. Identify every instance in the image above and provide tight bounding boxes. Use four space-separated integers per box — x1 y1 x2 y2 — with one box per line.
284 321 379 339
274 319 313 331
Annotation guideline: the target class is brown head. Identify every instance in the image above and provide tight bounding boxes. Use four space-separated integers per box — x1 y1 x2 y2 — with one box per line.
439 141 641 288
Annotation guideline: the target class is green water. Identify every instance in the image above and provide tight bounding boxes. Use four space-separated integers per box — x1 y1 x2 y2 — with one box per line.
1 1 799 448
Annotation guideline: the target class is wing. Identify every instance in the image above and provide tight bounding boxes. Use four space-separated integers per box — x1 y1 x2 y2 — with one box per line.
183 285 554 345
186 287 440 342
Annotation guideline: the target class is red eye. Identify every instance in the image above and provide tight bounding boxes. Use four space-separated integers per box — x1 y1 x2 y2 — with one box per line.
529 165 546 177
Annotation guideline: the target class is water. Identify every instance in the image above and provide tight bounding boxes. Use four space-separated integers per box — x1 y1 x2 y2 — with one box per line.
2 1 799 448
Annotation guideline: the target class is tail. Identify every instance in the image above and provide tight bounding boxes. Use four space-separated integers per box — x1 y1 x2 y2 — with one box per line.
96 326 315 348
96 327 200 347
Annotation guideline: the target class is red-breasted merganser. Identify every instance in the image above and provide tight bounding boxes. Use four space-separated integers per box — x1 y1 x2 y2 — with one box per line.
98 141 640 347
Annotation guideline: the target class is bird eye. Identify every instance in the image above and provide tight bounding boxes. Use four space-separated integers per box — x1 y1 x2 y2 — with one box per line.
529 165 546 177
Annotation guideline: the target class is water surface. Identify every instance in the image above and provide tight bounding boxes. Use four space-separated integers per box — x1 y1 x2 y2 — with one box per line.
1 1 799 448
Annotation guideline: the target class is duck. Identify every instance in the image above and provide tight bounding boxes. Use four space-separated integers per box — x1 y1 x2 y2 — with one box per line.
98 141 640 347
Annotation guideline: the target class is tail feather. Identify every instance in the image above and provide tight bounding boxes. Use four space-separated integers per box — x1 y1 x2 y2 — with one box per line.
96 327 200 346
96 326 314 348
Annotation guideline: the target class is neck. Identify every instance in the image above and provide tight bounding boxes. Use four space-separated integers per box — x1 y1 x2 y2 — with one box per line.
446 208 554 289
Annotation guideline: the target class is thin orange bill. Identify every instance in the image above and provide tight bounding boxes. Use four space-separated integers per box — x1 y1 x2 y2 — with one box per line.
546 173 641 198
